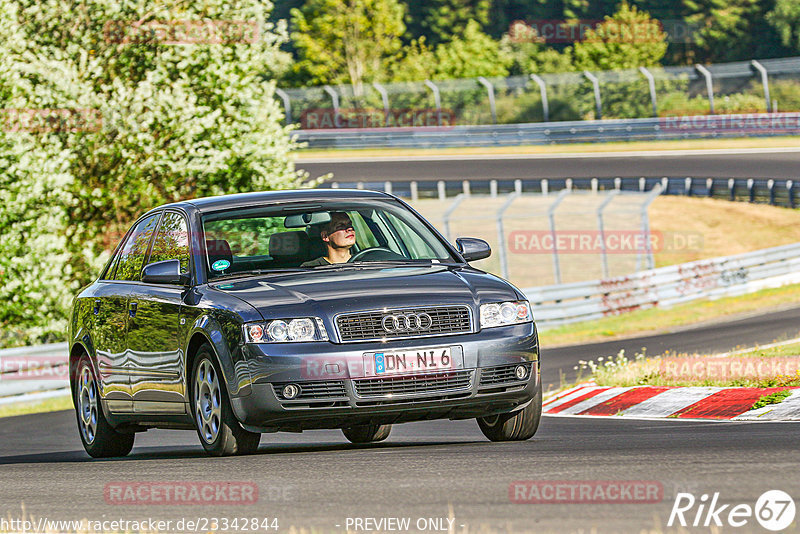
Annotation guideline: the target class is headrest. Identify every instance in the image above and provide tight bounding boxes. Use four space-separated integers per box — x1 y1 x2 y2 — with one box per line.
206 239 232 262
269 231 310 258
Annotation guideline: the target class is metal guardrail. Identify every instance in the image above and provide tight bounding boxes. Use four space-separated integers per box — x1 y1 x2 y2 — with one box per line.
524 242 800 328
0 343 68 399
294 113 800 149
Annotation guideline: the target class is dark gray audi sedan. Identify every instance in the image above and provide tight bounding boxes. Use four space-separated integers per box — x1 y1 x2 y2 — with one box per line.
69 189 541 457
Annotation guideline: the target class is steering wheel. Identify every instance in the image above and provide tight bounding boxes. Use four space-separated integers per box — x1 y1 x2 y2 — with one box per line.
348 247 404 262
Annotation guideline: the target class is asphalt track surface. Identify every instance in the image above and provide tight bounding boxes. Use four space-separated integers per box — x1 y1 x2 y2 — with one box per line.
2 304 800 532
296 148 800 181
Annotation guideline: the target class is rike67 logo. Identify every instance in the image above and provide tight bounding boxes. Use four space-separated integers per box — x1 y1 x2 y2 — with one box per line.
668 490 796 531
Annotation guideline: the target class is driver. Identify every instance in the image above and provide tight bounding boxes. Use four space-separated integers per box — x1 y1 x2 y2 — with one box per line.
301 211 356 267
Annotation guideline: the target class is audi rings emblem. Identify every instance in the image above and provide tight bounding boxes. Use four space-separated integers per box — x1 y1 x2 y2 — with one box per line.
381 313 433 333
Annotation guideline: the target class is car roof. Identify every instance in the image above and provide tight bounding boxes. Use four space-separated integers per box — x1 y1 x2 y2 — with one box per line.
155 188 393 214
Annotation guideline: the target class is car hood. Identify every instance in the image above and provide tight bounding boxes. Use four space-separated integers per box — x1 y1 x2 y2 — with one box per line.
210 265 521 320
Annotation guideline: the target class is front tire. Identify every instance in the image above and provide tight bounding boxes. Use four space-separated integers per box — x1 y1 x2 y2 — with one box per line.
74 355 135 458
477 380 542 442
191 344 260 456
342 423 392 443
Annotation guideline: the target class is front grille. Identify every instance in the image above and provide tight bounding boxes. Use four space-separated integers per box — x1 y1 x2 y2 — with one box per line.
479 363 532 386
336 306 472 342
353 370 473 397
272 381 347 400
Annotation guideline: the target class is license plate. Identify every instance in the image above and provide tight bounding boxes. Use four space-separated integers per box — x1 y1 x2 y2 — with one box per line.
374 347 452 375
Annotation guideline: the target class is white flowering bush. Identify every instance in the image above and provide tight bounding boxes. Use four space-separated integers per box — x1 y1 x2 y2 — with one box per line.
0 0 304 346
574 349 656 386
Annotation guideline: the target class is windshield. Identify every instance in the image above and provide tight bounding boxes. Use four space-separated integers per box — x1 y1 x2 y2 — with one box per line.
201 198 457 279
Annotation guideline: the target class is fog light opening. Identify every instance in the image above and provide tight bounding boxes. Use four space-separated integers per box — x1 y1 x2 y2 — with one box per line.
282 384 301 399
515 365 528 380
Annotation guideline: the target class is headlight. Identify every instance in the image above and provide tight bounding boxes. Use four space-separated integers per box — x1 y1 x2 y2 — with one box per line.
244 317 329 343
480 301 532 328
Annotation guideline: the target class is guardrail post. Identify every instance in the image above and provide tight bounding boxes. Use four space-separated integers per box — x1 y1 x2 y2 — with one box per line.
729 178 736 201
788 180 795 209
437 180 446 201
490 179 498 198
330 182 339 189
371 82 391 126
695 65 715 114
322 85 341 127
530 74 549 122
640 183 664 271
410 181 418 201
685 177 692 196
356 181 364 190
707 178 714 197
747 178 755 202
541 179 549 195
591 178 598 193
548 189 571 284
477 77 497 125
639 177 646 192
514 179 523 194
275 88 292 124
384 181 392 194
583 71 602 120
496 192 521 279
768 179 775 205
750 60 772 113
614 177 621 191
462 180 471 197
661 177 669 192
424 80 443 127
597 190 619 279
638 66 658 117
442 193 465 241
566 178 573 191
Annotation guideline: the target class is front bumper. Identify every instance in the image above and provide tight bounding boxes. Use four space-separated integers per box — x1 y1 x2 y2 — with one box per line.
230 322 539 431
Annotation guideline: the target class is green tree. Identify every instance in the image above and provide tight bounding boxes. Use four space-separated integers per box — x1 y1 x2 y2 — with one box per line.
404 0 490 45
573 2 667 71
290 0 406 92
681 0 761 62
499 20 574 75
767 0 800 53
1 0 305 345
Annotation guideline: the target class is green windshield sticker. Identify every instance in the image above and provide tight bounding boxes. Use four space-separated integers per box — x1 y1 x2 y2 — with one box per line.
211 259 231 271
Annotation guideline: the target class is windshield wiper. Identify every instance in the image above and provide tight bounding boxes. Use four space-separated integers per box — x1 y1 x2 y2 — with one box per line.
210 268 310 281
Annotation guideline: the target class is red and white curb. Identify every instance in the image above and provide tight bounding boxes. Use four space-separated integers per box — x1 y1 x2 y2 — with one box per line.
543 383 800 421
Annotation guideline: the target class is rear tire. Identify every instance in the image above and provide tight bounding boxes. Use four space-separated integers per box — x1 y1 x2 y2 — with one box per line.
342 424 392 443
191 344 260 456
477 380 542 442
74 355 135 458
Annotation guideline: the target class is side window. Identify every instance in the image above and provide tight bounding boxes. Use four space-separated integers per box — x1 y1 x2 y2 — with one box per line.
147 212 190 272
113 214 160 281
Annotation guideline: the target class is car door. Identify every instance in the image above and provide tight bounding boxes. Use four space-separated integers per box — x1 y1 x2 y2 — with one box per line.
94 213 161 412
126 211 191 413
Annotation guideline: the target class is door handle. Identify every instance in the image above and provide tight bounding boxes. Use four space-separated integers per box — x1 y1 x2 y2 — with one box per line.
93 300 101 315
128 301 138 318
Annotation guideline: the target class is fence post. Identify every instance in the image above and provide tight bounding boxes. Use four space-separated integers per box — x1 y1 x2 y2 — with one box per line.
490 179 498 198
384 181 392 195
442 194 465 241
275 88 292 124
583 71 602 120
597 190 619 279
591 178 598 193
566 178 573 191
788 180 795 209
661 177 669 192
695 65 715 114
706 178 714 197
496 192 521 280
750 60 772 113
640 183 664 271
514 179 523 194
747 178 755 202
768 179 775 205
424 80 443 127
548 189 571 284
639 177 646 192
614 177 621 191
541 179 549 195
729 178 736 201
322 85 341 127
371 82 391 126
462 180 471 197
437 180 446 201
410 181 418 201
477 77 497 125
638 66 658 117
685 177 692 196
530 74 549 122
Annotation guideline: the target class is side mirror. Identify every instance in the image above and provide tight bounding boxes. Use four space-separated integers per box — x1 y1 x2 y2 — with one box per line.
141 259 191 286
456 237 491 262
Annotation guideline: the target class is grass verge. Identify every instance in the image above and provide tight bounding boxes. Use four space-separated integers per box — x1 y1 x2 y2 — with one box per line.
0 393 72 419
297 136 800 159
539 282 800 347
751 390 793 410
